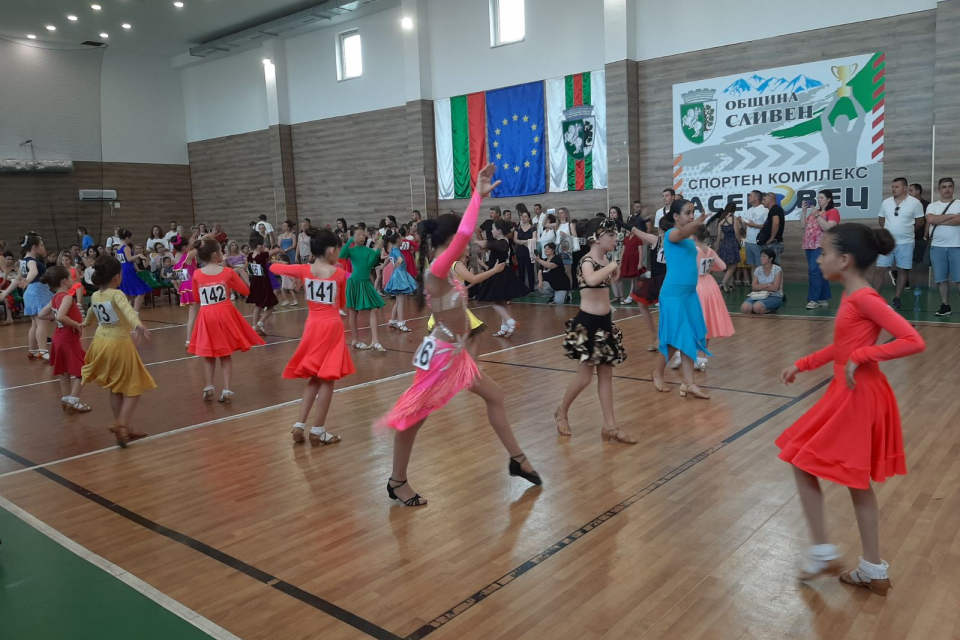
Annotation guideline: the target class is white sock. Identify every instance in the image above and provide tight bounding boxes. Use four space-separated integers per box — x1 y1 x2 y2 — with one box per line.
292 422 306 430
310 426 326 436
856 557 889 580
61 396 70 403
810 543 839 560
507 318 517 327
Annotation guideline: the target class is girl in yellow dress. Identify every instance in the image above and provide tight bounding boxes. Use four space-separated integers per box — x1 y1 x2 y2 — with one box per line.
82 255 156 447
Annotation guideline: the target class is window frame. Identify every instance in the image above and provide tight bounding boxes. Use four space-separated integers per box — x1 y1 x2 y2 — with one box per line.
489 0 525 48
336 28 363 81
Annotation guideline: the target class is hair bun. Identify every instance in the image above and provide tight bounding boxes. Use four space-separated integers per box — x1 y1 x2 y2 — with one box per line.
872 227 895 256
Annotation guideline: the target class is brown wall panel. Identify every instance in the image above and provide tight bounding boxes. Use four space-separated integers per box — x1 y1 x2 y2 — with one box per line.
187 130 274 243
292 106 410 230
637 11 936 213
439 189 610 223
0 162 193 257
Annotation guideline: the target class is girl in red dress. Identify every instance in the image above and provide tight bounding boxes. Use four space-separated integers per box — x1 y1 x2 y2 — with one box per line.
270 228 354 446
189 239 265 403
777 224 925 596
38 266 91 413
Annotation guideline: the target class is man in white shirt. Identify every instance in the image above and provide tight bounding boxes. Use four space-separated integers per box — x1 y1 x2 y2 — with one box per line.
875 177 925 308
925 176 960 316
654 189 675 229
737 190 768 268
163 221 178 243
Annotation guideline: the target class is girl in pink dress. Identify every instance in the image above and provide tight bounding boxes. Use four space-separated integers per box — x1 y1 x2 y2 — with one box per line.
377 163 541 507
693 226 734 371
173 237 200 348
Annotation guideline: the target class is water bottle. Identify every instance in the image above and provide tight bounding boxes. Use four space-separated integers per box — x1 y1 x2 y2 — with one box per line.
913 286 922 313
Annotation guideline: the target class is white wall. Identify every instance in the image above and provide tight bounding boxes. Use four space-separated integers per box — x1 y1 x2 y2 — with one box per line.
181 46 270 142
285 6 407 124
427 0 605 99
0 39 105 162
634 0 938 61
101 49 188 164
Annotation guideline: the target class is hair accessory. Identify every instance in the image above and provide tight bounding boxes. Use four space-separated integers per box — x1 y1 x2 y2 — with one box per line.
588 219 618 243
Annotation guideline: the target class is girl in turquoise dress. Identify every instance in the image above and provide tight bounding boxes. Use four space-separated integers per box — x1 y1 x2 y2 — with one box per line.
339 227 386 352
652 199 712 400
382 231 417 333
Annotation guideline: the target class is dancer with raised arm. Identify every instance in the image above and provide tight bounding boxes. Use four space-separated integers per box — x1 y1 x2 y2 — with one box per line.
554 217 635 444
651 199 711 399
378 164 541 507
271 229 354 446
777 224 925 595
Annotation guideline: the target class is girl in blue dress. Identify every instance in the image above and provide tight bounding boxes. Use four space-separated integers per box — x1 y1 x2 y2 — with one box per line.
116 229 153 313
652 199 712 399
382 231 417 333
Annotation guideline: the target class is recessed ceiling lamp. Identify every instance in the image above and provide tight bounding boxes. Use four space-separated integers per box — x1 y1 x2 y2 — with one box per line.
174 1 184 7
91 4 102 10
122 23 132 29
27 34 37 39
46 25 57 31
262 58 271 64
100 32 109 38
401 16 413 30
67 15 78 21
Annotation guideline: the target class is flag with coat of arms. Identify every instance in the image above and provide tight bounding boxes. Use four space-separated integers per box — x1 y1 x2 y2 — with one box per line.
546 69 607 192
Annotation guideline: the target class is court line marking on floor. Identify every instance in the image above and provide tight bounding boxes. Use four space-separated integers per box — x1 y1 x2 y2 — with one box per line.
0 495 243 640
0 313 631 479
479 359 796 400
403 375 832 640
0 309 462 393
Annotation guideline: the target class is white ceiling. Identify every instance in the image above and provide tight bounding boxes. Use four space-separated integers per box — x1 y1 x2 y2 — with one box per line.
0 0 375 57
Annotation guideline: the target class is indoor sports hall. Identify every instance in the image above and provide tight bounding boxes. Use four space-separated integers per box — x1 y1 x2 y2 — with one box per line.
1 2 958 639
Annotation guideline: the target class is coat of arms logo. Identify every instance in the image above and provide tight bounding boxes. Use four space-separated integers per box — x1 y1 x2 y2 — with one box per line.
561 105 596 160
680 88 717 144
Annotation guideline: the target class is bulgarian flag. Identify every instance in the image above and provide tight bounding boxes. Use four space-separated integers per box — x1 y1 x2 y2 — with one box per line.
434 92 487 200
546 69 607 192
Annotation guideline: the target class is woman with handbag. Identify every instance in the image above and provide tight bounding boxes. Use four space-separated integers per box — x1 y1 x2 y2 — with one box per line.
741 247 784 314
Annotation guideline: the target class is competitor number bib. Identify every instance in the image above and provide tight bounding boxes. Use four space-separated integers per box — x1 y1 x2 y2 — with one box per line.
412 336 437 371
199 283 228 306
92 300 119 325
304 279 337 305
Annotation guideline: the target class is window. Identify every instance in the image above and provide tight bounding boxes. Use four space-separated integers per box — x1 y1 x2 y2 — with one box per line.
337 29 362 80
490 0 525 47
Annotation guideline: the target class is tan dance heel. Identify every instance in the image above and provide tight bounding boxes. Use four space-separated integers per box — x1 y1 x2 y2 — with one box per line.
601 425 637 444
308 428 341 447
840 571 891 596
679 383 710 400
652 371 670 393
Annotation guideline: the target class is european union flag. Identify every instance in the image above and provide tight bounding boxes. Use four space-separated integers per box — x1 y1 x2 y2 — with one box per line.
485 81 545 197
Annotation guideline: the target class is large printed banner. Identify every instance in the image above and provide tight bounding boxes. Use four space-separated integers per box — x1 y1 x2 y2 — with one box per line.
672 52 886 218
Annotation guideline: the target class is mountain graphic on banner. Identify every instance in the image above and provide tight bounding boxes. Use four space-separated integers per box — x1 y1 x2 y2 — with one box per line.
722 74 824 96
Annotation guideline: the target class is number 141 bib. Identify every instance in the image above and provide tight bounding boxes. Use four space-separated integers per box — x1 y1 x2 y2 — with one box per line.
304 279 337 305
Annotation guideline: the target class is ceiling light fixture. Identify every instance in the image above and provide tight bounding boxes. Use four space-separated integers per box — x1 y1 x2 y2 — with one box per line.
174 1 184 7
91 4 102 10
401 16 413 30
100 32 109 38
122 23 132 29
67 15 78 21
46 25 57 31
27 34 37 39
262 58 271 65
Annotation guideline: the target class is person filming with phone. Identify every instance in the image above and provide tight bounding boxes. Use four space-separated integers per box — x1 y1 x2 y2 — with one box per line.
801 190 841 309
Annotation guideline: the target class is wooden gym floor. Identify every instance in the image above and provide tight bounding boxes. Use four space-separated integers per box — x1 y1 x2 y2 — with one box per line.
0 296 958 640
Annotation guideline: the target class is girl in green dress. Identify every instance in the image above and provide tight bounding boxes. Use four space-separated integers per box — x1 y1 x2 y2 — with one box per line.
339 227 386 352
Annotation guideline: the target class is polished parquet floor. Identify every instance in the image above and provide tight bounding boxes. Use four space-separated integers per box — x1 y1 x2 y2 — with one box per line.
0 293 958 640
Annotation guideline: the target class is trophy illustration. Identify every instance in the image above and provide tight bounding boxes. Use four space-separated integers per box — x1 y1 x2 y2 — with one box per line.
831 63 858 98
